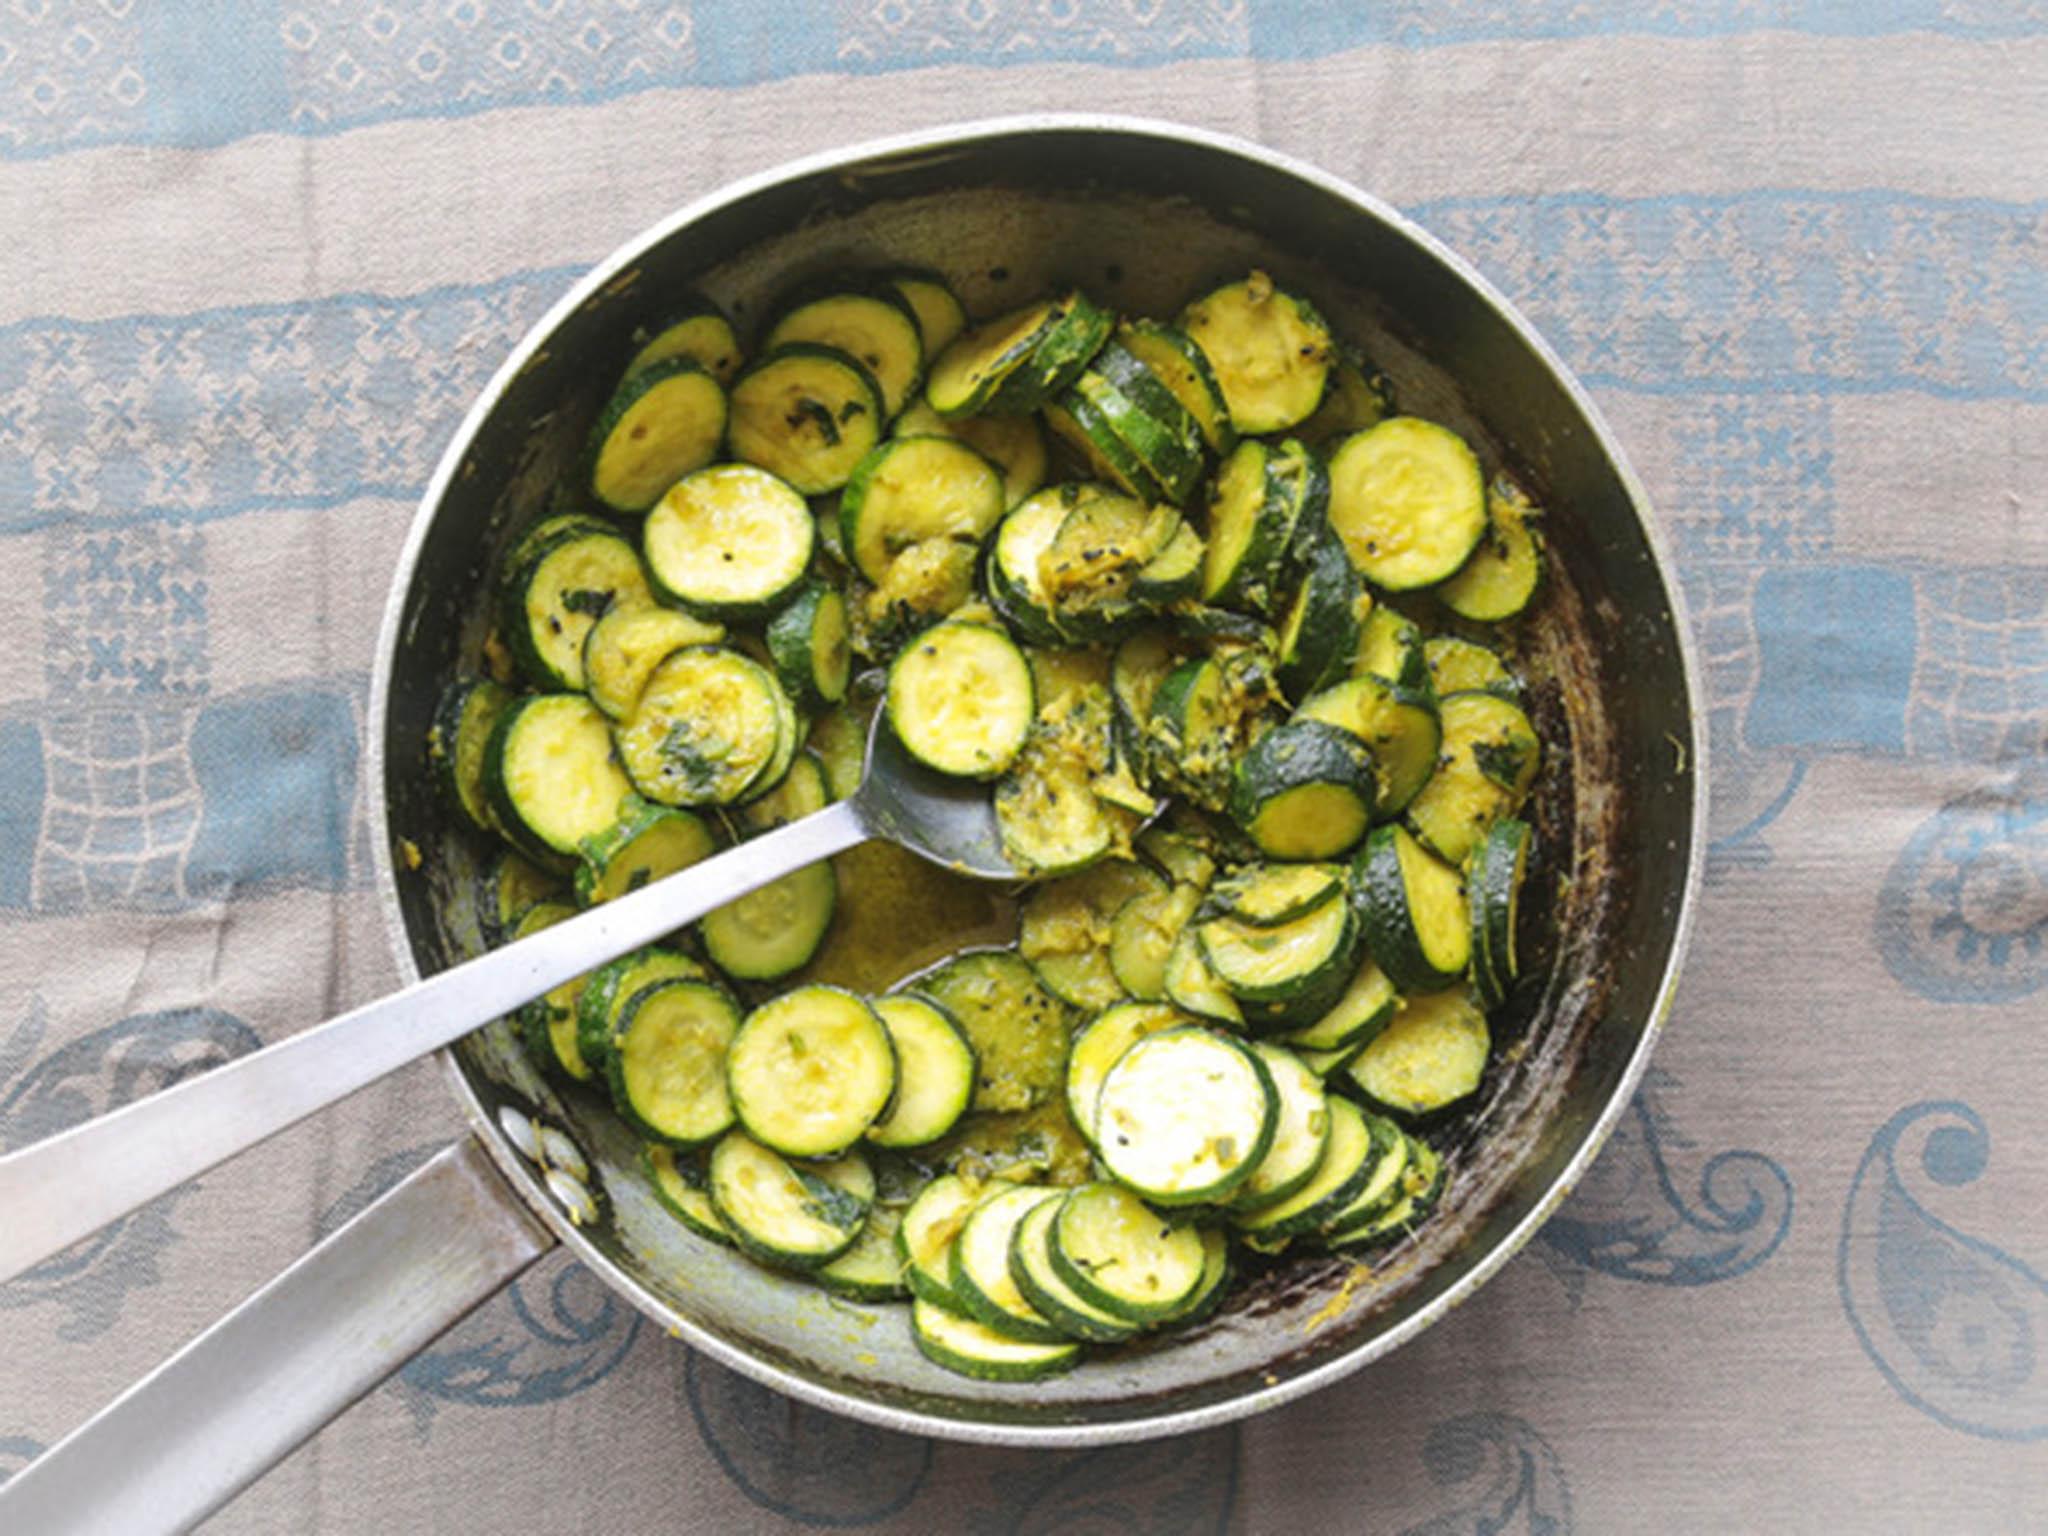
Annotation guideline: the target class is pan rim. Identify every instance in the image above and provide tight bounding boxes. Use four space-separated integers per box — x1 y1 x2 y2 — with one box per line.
364 110 1709 1447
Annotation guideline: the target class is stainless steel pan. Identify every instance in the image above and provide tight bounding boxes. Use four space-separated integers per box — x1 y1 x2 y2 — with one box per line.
0 115 1704 1533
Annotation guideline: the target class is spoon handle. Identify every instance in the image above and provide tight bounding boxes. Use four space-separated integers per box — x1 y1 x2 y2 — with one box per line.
0 798 871 1287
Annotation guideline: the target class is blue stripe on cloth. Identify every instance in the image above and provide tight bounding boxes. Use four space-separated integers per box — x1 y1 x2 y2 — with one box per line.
0 1 2042 159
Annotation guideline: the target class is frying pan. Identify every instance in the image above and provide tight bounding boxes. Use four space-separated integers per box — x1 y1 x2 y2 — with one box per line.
0 116 1704 1533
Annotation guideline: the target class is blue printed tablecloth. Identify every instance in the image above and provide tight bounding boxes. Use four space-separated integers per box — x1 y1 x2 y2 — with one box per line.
2 5 2045 1531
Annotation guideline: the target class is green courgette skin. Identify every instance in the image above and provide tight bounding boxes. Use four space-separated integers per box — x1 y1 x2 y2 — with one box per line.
1468 816 1532 1009
1352 825 1464 994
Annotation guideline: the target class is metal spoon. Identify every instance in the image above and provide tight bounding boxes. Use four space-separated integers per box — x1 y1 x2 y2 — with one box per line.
0 713 1021 1286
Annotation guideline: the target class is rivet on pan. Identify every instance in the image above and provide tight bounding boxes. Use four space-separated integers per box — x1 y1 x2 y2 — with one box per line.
497 1105 541 1163
545 1168 598 1227
538 1125 589 1181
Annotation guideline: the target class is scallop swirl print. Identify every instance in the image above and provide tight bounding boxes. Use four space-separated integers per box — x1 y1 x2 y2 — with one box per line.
1395 1413 1572 1536
962 1429 1239 1536
1839 1101 2048 1440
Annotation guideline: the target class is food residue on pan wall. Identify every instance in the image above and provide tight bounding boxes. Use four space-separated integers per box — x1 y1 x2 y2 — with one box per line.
1303 1263 1374 1334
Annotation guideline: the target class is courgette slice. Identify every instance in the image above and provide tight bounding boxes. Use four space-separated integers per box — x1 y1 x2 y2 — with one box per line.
866 994 977 1148
1068 356 1210 507
727 343 885 495
1297 343 1394 447
765 582 852 711
643 1143 735 1247
949 1184 1071 1343
909 948 1072 1114
1354 824 1472 993
894 398 1047 509
1064 1001 1190 1149
615 645 788 808
885 620 1034 779
1467 817 1532 1010
1229 719 1378 860
994 670 1135 877
1130 522 1206 605
574 799 718 906
1317 1112 1413 1239
1179 270 1335 435
1355 602 1429 692
985 488 1073 644
897 1172 984 1307
1095 1028 1276 1205
817 1202 910 1302
1108 627 1183 768
1344 987 1490 1118
1107 880 1204 1002
1206 861 1345 927
1036 487 1181 637
882 268 967 359
1197 893 1357 1008
1008 1197 1139 1343
985 289 1113 414
1423 635 1521 703
911 1296 1080 1382
841 435 1006 589
1327 1134 1444 1248
1233 1043 1333 1212
485 693 635 859
584 357 727 514
1019 859 1167 1011
741 750 830 832
432 676 513 834
806 702 869 802
576 946 708 1077
1275 535 1366 702
708 1132 873 1269
1162 1227 1234 1328
502 524 653 691
477 848 565 948
1231 1096 1382 1239
1113 320 1235 456
1298 673 1442 818
511 901 593 1081
1162 927 1242 1026
1326 417 1487 590
583 605 726 720
1049 1181 1209 1322
701 860 837 981
925 299 1062 416
1200 437 1325 615
1439 477 1543 622
727 984 896 1158
1281 956 1398 1054
1042 389 1166 505
643 463 814 619
765 281 924 418
624 295 743 385
1404 691 1541 866
608 978 743 1147
1143 648 1280 814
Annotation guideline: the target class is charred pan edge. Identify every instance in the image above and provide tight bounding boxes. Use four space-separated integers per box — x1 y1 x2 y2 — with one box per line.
366 113 1707 1447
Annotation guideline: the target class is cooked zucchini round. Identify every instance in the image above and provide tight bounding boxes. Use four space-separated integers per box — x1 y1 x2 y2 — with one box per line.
485 693 635 859
1282 956 1399 1055
584 357 727 514
1064 1001 1189 1150
911 948 1071 1115
644 463 814 618
1233 1043 1333 1212
1440 477 1543 621
949 1183 1070 1343
708 1132 873 1269
432 676 513 835
582 605 726 720
911 1296 1080 1382
574 799 717 907
1354 824 1472 994
1230 719 1378 860
765 283 924 418
765 582 852 711
1197 894 1356 1008
1107 880 1203 1003
1232 1096 1384 1239
840 435 1006 588
1007 1196 1139 1343
727 343 885 495
1205 861 1345 927
1049 1181 1208 1321
614 645 788 807
1298 673 1442 818
510 901 591 1081
1275 534 1366 702
897 1172 984 1308
701 861 837 981
1344 987 1490 1118
882 268 967 359
624 296 743 385
1355 602 1429 691
1405 690 1542 866
893 398 1047 509
866 994 977 1148
1095 1027 1276 1205
727 985 896 1158
1424 635 1522 702
643 1144 734 1247
608 978 742 1147
576 947 707 1078
1162 927 1243 1026
502 524 653 692
741 749 831 831
885 621 1034 779
1179 270 1334 434
1200 437 1324 614
925 299 1064 417
1468 816 1533 1010
1018 859 1165 1011
1326 416 1488 590
1297 343 1394 447
817 1202 910 1302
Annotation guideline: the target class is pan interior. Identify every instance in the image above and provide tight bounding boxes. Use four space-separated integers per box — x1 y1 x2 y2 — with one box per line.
375 125 1698 1439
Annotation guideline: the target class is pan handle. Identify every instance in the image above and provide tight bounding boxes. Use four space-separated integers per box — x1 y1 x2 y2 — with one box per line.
0 1136 554 1536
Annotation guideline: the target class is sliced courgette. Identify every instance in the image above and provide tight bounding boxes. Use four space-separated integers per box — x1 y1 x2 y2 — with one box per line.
949 1183 1071 1343
501 524 653 691
608 978 743 1146
841 436 1006 592
865 994 977 1148
1298 673 1442 818
1404 691 1541 866
1197 893 1357 1008
893 397 1047 509
584 357 726 514
1327 1134 1444 1248
1107 880 1204 1002
624 295 742 385
583 605 726 720
911 948 1072 1114
1233 1043 1333 1212
1162 927 1242 1026
1161 1227 1234 1328
1317 1112 1413 1239
643 463 813 619
576 946 707 1077
1231 1096 1382 1239
574 798 718 906
1205 861 1344 927
1344 987 1489 1117
1229 718 1378 860
765 582 852 711
1063 1001 1189 1149
741 750 831 832
1439 477 1543 622
485 693 635 859
1143 648 1280 814
882 268 967 359
1326 417 1487 590
1113 319 1235 456
432 676 513 834
1179 270 1335 435
701 861 837 981
1467 816 1532 1010
911 1296 1080 1382
615 645 788 807
898 1172 984 1307
708 1131 873 1269
643 1143 735 1247
925 299 1061 415
1018 859 1166 1011
511 901 593 1082
1200 437 1325 615
1281 956 1398 1054
1274 534 1366 702
727 984 895 1158
727 343 885 495
1297 343 1393 447
765 283 924 418
1095 1027 1276 1205
985 289 1113 414
885 620 1034 779
817 1202 910 1302
1354 824 1471 993
1066 359 1209 507
984 487 1073 644
1048 1181 1208 1323
1007 1196 1138 1343
1423 635 1521 703
1355 602 1429 692
476 848 565 947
